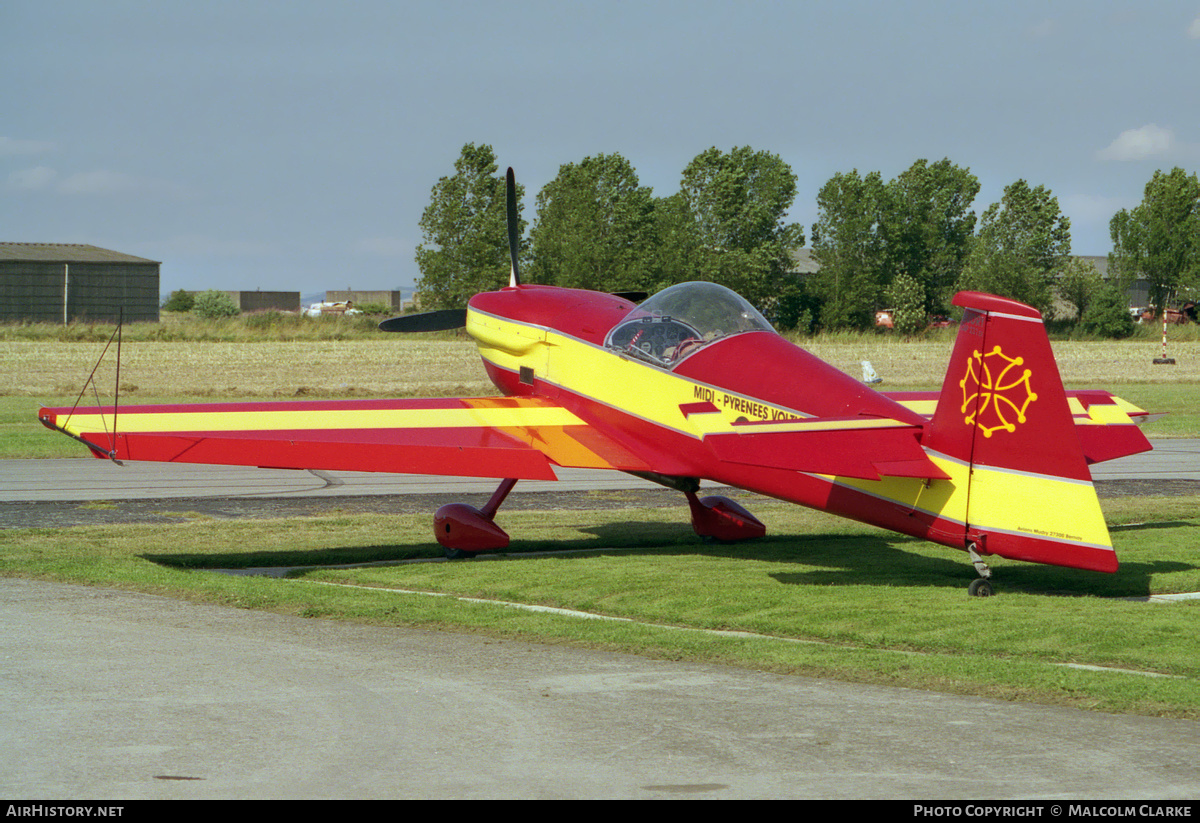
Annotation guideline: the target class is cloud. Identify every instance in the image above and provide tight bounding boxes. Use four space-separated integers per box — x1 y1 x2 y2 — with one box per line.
0 136 55 157
1095 124 1175 161
1189 14 1200 39
7 166 58 190
6 166 191 198
1059 193 1128 225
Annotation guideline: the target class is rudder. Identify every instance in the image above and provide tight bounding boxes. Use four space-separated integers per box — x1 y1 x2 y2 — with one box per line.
924 292 1117 573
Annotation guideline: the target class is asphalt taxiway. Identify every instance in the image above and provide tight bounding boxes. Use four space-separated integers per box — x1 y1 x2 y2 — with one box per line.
2 438 1198 504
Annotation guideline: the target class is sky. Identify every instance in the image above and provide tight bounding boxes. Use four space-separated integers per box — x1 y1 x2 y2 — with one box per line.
3 1 1199 298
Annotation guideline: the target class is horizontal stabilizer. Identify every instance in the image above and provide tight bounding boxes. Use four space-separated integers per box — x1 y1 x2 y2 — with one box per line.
704 422 949 481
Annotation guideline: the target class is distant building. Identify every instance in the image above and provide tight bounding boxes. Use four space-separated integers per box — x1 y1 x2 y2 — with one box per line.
226 291 300 312
0 243 160 323
789 248 820 275
179 291 301 312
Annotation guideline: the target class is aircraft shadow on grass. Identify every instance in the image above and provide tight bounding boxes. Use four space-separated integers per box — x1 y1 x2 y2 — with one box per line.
141 514 1191 598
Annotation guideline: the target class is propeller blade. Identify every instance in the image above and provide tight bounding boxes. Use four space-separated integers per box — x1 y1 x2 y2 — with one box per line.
506 167 521 287
378 309 468 333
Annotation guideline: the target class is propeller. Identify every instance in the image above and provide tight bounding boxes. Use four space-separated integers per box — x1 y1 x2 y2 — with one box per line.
378 308 468 333
506 167 521 287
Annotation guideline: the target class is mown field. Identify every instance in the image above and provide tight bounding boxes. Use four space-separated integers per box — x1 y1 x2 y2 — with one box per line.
3 321 1198 717
4 326 1198 457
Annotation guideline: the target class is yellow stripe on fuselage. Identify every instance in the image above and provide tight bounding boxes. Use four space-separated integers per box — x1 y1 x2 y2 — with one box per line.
831 453 1112 550
468 308 857 440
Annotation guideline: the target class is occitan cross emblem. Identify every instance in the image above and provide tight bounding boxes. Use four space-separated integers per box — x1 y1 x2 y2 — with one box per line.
959 345 1037 437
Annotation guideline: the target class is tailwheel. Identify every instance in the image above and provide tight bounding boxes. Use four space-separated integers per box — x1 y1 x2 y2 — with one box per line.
967 578 994 597
966 539 994 597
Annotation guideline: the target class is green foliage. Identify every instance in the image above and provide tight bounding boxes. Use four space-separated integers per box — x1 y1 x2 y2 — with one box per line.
645 192 704 295
810 170 887 329
1078 283 1135 338
354 301 392 316
192 290 240 319
882 159 979 315
529 153 657 293
1056 257 1104 320
677 146 806 321
415 143 523 309
162 289 195 312
886 273 926 334
810 159 979 330
1109 167 1200 315
957 179 1071 315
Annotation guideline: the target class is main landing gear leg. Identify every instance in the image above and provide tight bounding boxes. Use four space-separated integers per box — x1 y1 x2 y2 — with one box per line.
966 540 994 597
434 478 519 560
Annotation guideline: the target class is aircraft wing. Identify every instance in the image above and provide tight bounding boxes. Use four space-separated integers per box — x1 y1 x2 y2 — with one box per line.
37 396 655 480
39 397 953 485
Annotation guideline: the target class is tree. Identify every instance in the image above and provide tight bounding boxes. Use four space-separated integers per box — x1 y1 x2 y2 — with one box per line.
881 159 979 316
192 290 239 319
809 170 887 329
528 153 656 292
1109 167 1200 317
886 273 926 335
808 159 980 330
1056 257 1104 320
162 289 194 312
677 146 806 319
957 180 1071 315
1078 282 1135 338
415 144 524 309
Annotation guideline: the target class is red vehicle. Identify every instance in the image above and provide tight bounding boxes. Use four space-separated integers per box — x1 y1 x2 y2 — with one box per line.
39 171 1154 596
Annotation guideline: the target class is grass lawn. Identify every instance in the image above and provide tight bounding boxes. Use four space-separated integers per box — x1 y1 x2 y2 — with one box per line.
3 493 1197 719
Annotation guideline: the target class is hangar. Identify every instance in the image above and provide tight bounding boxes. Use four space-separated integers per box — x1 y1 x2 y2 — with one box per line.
0 243 161 324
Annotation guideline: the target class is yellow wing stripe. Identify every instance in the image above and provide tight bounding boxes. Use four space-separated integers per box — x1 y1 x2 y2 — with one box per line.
54 405 586 437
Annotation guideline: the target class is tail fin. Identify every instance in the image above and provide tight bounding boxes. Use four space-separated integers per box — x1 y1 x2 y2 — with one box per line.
923 292 1118 572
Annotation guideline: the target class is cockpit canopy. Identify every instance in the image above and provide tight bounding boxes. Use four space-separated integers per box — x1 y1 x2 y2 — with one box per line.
604 281 776 367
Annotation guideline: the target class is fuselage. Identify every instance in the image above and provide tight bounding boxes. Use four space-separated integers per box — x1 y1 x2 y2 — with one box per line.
464 283 960 548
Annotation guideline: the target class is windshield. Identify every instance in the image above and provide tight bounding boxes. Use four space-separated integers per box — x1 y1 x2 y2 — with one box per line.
604 281 776 367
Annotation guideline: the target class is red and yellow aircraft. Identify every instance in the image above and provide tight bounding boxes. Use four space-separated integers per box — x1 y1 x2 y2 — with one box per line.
38 171 1153 595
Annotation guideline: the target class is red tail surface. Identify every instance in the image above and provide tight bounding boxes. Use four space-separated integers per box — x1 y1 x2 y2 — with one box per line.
923 292 1120 572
